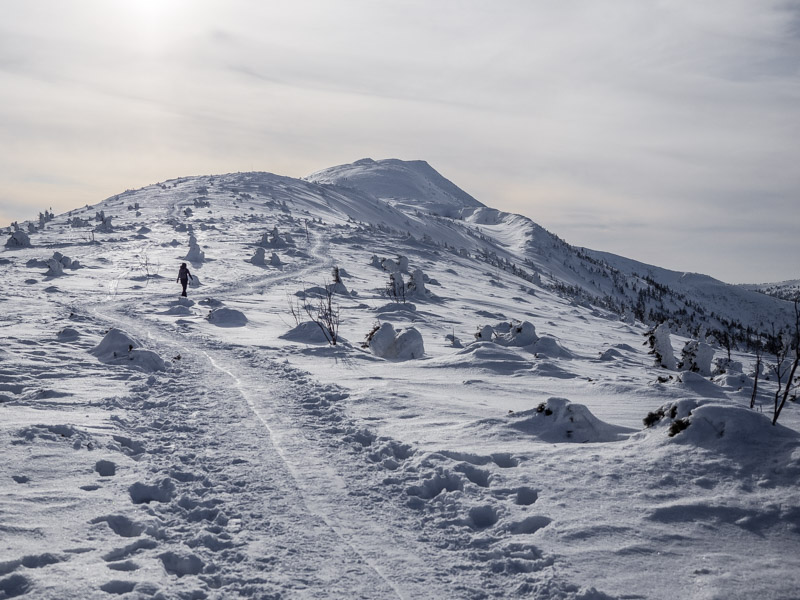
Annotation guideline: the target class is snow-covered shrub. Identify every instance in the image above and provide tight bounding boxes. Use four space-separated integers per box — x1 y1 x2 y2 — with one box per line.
45 258 64 277
185 235 205 262
406 269 429 299
70 216 90 228
712 357 742 376
678 340 714 376
373 255 409 274
474 321 538 347
270 252 282 267
508 397 631 443
5 230 31 248
495 321 538 347
95 216 114 233
90 328 166 372
367 323 424 360
251 247 267 266
644 323 676 369
385 273 406 303
259 227 292 249
475 325 494 342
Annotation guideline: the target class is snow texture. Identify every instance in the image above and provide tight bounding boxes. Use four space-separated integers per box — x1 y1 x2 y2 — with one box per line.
1 158 798 600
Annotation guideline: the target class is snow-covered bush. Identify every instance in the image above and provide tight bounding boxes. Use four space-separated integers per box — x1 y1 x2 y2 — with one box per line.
95 216 114 233
5 230 31 248
259 227 292 249
678 340 714 376
474 321 538 347
251 247 267 266
508 397 631 443
270 252 282 267
644 323 676 369
385 273 406 303
44 251 80 276
90 328 166 372
185 234 205 262
367 323 424 360
406 269 429 299
45 258 64 277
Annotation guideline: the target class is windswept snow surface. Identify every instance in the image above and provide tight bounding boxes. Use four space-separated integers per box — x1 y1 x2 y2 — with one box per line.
1 160 799 599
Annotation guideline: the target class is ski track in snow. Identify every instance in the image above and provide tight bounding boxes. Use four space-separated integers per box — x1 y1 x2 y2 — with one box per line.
2 164 799 599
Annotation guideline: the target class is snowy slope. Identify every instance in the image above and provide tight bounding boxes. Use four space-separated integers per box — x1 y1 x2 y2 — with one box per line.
739 279 800 302
1 160 799 599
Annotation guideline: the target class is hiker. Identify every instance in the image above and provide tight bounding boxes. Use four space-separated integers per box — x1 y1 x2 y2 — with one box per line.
177 263 193 297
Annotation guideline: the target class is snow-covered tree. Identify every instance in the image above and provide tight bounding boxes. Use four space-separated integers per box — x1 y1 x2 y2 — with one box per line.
678 340 714 376
644 323 676 369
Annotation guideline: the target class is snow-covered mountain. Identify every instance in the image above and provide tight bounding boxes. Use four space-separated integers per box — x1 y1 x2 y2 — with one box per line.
739 278 800 302
2 159 799 599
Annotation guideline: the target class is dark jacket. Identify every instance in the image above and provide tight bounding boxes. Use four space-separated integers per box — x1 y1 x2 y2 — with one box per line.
177 265 192 282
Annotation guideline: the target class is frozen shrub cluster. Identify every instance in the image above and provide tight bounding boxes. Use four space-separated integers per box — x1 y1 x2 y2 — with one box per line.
95 216 114 233
5 230 31 249
259 227 293 249
474 321 538 347
185 234 205 262
678 340 714 376
45 252 81 276
367 323 424 360
644 323 676 369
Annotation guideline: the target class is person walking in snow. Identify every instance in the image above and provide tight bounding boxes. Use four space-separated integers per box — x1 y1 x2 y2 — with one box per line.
177 262 193 297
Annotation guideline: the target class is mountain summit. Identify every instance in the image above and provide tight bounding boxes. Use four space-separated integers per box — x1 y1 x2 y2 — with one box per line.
306 158 484 218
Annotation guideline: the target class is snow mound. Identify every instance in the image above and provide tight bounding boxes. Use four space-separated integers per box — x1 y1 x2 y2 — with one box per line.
532 336 574 359
508 397 633 443
368 323 424 360
642 400 799 451
435 342 530 374
90 329 166 372
57 327 80 342
206 307 247 327
280 321 331 345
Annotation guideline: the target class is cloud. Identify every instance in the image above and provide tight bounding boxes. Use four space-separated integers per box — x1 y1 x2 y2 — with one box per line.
1 0 798 283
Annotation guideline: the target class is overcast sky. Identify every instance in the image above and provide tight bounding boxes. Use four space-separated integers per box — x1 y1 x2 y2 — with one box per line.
2 0 798 283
